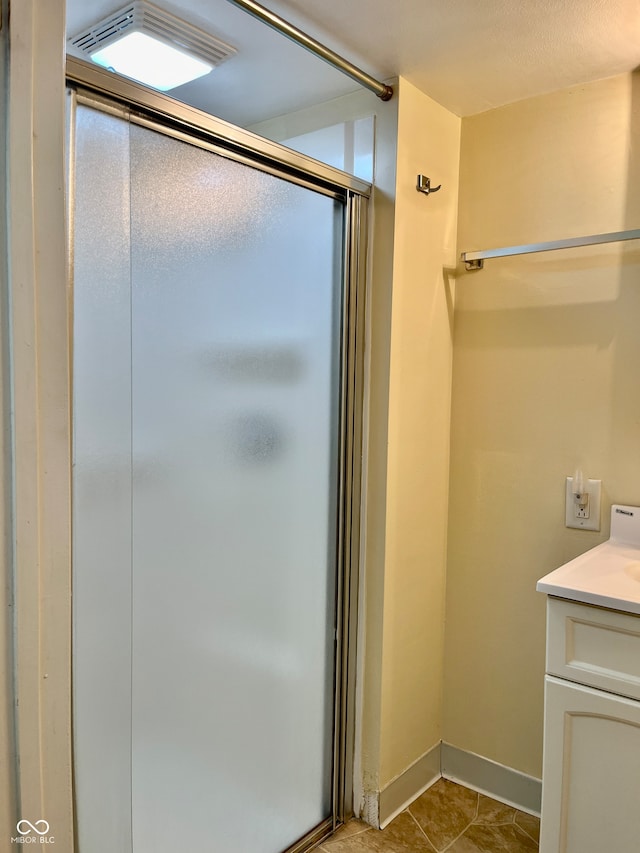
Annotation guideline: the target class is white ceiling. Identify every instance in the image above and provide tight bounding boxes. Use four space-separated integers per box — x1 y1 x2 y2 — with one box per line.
66 0 640 126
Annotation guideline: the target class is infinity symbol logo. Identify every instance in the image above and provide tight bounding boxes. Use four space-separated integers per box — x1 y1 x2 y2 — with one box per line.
17 820 50 836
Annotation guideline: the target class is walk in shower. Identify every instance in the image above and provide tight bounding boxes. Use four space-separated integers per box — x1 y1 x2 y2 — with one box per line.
68 63 368 853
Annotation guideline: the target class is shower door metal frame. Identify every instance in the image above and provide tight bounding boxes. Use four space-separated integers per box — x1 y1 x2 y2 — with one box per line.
66 57 369 853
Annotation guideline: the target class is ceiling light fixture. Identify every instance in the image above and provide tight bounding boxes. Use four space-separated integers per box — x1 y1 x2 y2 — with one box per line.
68 1 237 92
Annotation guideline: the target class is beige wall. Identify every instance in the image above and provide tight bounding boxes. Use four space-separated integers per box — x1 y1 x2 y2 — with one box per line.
4 0 73 844
378 78 460 788
444 72 640 778
0 0 16 836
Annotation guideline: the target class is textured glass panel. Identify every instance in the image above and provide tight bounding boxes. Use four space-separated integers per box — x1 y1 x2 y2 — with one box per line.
128 126 342 852
73 103 343 853
72 104 133 853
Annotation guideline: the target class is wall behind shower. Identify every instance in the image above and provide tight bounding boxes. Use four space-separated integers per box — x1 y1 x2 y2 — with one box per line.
249 87 380 183
445 71 640 780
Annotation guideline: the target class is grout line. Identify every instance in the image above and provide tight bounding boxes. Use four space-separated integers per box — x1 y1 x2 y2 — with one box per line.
401 782 540 853
406 809 438 852
340 825 371 839
515 823 540 845
514 809 541 844
323 823 372 849
441 791 479 853
441 823 472 852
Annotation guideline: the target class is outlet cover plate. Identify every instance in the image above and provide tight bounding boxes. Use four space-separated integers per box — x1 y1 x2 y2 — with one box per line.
565 477 601 531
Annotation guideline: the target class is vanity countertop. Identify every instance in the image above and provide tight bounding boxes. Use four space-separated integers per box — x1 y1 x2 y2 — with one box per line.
537 504 640 615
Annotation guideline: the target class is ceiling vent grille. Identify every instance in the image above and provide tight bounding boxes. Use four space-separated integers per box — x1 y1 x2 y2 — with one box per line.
68 0 236 68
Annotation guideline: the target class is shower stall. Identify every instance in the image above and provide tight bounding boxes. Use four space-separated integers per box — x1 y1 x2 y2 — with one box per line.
68 61 368 853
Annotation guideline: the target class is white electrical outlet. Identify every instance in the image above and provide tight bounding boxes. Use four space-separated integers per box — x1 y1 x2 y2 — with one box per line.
576 499 590 519
565 477 601 531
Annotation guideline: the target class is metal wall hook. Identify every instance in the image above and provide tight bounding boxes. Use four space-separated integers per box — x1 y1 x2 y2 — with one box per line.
416 174 442 195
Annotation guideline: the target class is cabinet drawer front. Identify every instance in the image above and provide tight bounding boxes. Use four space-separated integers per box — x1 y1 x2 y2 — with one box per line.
547 598 640 700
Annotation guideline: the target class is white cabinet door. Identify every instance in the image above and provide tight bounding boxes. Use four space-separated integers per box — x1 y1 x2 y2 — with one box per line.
540 675 640 853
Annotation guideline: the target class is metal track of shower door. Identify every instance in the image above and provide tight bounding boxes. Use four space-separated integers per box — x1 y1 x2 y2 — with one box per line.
65 56 371 199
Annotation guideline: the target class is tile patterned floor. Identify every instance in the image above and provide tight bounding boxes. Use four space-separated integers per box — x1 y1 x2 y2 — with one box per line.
318 779 540 853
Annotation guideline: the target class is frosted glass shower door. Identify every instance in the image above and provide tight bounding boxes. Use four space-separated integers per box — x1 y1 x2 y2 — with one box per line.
73 102 344 853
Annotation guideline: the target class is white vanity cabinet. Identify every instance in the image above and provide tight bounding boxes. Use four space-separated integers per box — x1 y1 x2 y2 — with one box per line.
540 597 640 853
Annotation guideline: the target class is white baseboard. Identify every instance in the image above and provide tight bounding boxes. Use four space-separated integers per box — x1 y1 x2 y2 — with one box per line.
378 742 441 828
441 742 542 817
372 741 542 828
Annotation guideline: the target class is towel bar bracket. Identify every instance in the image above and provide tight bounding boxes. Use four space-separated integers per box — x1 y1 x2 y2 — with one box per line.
464 258 484 271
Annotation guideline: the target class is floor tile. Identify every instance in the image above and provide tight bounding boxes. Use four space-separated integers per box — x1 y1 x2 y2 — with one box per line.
321 811 436 852
447 822 539 853
514 812 540 844
409 779 478 851
323 820 371 845
474 794 517 825
321 782 539 853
